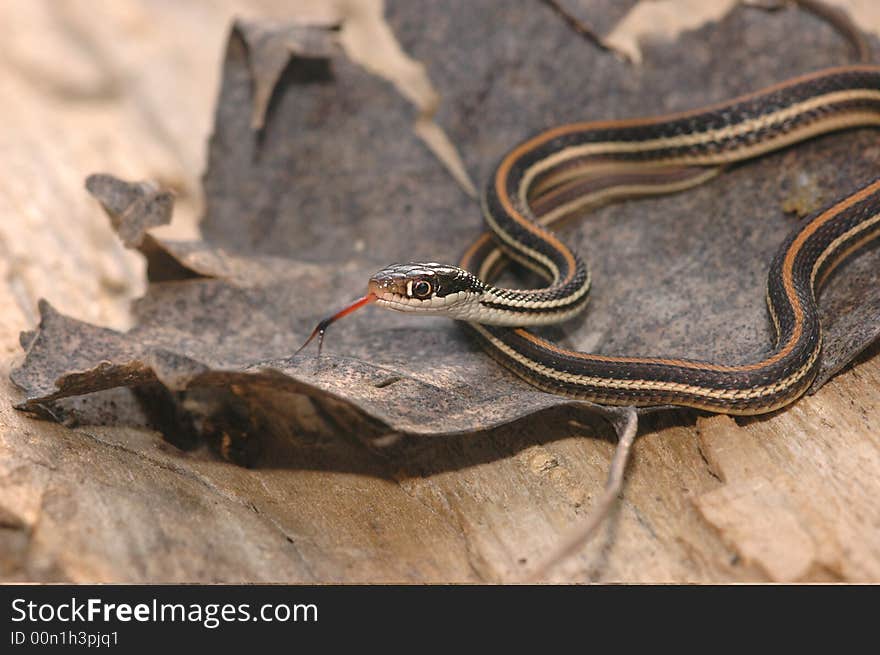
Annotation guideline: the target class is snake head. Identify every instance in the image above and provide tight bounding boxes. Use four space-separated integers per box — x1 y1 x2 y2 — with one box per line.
368 262 485 317
296 262 488 357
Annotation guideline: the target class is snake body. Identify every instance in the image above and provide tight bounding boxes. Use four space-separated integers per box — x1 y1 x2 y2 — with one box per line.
365 66 880 414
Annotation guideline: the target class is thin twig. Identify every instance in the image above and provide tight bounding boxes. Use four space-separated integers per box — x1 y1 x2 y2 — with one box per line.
538 0 612 55
525 407 639 582
797 0 871 63
746 0 871 63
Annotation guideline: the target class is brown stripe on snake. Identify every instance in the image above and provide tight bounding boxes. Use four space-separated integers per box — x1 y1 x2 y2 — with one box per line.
468 175 880 412
300 66 880 414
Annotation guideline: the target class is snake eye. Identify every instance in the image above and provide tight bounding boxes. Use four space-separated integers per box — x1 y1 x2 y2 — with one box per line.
411 280 433 298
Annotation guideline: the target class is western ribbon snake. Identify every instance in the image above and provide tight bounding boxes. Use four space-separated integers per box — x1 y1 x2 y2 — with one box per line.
299 65 880 415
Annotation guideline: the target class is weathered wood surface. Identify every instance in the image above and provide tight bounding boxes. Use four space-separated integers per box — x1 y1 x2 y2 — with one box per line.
1 0 879 582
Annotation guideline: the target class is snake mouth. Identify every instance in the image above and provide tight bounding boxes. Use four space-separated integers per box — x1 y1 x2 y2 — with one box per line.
370 289 474 313
367 276 407 300
368 273 445 311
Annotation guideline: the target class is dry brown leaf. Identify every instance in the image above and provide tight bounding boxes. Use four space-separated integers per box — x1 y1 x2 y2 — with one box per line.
12 7 880 443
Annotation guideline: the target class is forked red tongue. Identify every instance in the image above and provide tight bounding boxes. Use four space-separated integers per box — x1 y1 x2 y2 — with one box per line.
295 294 377 357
